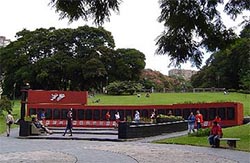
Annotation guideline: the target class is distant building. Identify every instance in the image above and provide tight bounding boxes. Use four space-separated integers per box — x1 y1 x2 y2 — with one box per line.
0 36 10 48
168 69 197 80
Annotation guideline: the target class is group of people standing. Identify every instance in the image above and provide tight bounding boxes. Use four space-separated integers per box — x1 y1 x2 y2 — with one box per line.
187 110 223 148
187 110 204 134
187 110 222 133
111 110 141 128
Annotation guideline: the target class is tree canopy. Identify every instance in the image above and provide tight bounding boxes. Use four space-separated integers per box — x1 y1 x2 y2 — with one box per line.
156 0 249 67
50 0 121 25
50 0 250 67
191 24 250 90
0 26 146 96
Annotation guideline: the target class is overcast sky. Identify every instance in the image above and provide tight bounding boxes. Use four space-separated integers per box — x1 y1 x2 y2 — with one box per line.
0 0 248 75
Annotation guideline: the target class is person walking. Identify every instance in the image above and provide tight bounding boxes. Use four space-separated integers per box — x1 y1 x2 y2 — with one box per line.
187 112 195 133
63 108 73 136
6 111 14 137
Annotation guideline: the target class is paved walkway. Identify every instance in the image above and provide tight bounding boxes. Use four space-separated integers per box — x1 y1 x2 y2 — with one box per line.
0 128 249 163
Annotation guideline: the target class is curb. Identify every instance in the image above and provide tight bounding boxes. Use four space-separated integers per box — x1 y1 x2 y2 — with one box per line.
17 135 124 142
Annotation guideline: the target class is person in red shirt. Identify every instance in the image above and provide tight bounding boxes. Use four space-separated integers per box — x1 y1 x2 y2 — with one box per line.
213 115 221 125
195 110 203 130
208 121 223 147
105 111 111 121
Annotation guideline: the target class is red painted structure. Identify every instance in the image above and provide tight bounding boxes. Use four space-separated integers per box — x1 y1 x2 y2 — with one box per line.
26 90 244 128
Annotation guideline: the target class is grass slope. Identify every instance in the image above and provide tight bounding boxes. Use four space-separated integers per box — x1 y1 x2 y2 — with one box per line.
89 92 250 116
154 124 250 152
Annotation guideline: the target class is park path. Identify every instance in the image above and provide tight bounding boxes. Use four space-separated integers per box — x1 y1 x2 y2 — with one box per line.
0 128 249 163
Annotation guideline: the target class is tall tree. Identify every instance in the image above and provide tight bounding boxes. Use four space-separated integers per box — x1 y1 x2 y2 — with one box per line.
49 0 250 67
50 0 121 25
156 0 249 67
0 26 146 96
108 48 146 82
0 26 116 95
191 24 250 90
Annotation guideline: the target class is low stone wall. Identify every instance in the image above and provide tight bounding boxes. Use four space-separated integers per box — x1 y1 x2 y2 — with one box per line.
118 121 187 139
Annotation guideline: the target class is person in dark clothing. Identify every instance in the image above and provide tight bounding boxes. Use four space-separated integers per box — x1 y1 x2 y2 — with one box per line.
32 117 52 134
63 108 73 136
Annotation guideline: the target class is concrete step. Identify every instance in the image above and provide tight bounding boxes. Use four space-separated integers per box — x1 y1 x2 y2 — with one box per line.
48 127 116 131
19 134 121 141
48 127 118 135
51 130 118 135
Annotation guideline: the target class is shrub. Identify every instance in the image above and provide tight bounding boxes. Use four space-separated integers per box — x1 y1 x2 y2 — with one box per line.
189 128 210 137
24 114 37 122
107 81 142 95
156 114 184 123
228 89 237 92
140 117 151 123
126 116 132 122
237 89 250 94
0 96 12 116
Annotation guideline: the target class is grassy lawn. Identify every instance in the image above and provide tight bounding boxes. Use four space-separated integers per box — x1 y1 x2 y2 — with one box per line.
154 124 250 152
89 92 250 152
89 92 250 116
0 100 20 134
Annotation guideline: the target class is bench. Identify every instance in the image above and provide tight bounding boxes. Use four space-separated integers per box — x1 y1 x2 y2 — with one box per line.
219 138 240 148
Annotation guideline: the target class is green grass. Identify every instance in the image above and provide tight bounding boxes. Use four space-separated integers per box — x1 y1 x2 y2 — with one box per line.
154 124 250 152
89 92 250 152
0 100 20 134
89 92 250 116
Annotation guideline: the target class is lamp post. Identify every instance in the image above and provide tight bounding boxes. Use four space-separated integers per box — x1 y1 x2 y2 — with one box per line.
12 83 16 108
19 82 30 136
20 83 30 120
106 76 108 86
217 75 220 88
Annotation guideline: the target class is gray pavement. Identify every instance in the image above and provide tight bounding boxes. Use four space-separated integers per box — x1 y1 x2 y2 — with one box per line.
0 127 249 163
20 127 120 141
